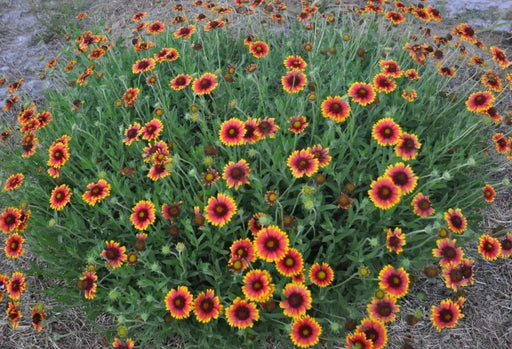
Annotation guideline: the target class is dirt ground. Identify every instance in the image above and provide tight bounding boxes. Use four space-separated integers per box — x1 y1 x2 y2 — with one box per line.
1 1 511 348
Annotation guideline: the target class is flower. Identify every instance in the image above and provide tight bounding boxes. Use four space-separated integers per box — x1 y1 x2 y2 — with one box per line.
173 24 196 38
147 20 165 34
249 41 269 58
308 144 331 168
282 71 307 93
255 117 279 138
193 289 223 323
223 159 250 189
47 142 70 168
384 162 418 195
290 315 322 348
404 69 420 80
155 47 179 62
280 283 312 318
432 238 464 267
367 295 400 323
248 212 265 235
490 46 510 69
431 299 462 331
481 70 502 92
411 193 435 217
31 306 46 332
321 96 351 122
309 262 334 287
283 55 307 71
142 119 164 141
165 286 193 319
348 82 376 106
170 74 193 90
368 176 401 210
205 193 237 227
161 201 182 222
385 10 406 25
101 240 127 269
225 297 259 329
287 149 319 178
79 270 97 299
380 59 402 78
122 88 140 107
132 58 156 74
219 118 246 146
6 301 22 329
346 331 374 349
477 234 502 260
242 118 262 144
385 228 406 254
148 161 171 181
444 208 467 234
373 73 397 93
493 133 508 153
355 318 388 349
465 91 495 113
394 132 421 160
5 233 24 258
378 265 409 298
288 115 309 134
123 122 142 145
265 190 279 206
7 272 26 300
372 118 402 146
201 168 220 186
3 173 24 191
113 338 135 349
82 179 111 206
192 72 218 95
130 200 156 231
50 184 72 210
0 207 21 233
500 233 512 258
230 238 255 262
254 225 289 262
242 269 274 302
482 184 496 203
275 248 303 277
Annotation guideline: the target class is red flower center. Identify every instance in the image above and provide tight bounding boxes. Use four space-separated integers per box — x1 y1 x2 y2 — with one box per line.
392 171 408 185
215 204 227 216
389 274 402 287
10 240 19 250
403 138 416 150
388 236 400 247
235 305 250 320
284 256 295 267
484 242 495 252
300 324 312 338
474 95 486 105
176 77 186 85
53 150 63 159
201 298 213 312
287 74 300 87
138 210 148 219
442 246 456 259
440 309 453 322
264 237 278 251
288 293 304 308
378 303 392 316
450 268 463 282
146 125 156 134
106 247 119 260
502 239 512 251
365 329 378 341
382 127 392 136
419 199 431 210
91 186 101 196
56 192 64 200
378 186 392 199
200 78 212 88
173 295 185 309
32 313 42 324
450 215 463 228
252 280 263 291
255 45 263 52
229 167 244 180
11 280 20 291
4 215 15 225
127 128 138 138
297 159 309 170
228 127 238 136
357 88 368 97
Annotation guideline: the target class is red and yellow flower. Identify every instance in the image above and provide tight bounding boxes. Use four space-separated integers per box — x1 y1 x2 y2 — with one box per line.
290 315 322 348
223 159 250 190
385 227 406 254
287 149 319 178
6 301 22 329
282 71 307 93
433 238 464 267
477 234 502 260
394 132 421 160
82 179 111 206
230 238 255 263
444 208 467 234
242 269 275 302
219 118 246 146
283 55 307 71
288 115 309 134
142 119 164 141
465 91 495 113
112 338 134 349
276 247 304 277
346 331 374 349
378 265 409 299
173 24 196 39
348 82 376 106
5 233 24 258
3 173 24 191
130 200 156 231
309 262 334 287
225 297 259 329
50 184 72 210
165 286 194 319
254 225 289 262
0 207 21 233
170 74 192 91
431 299 462 331
482 184 496 203
355 317 388 349
31 305 46 332
372 118 402 146
192 72 218 95
411 193 435 217
280 282 312 318
373 73 397 93
101 240 127 269
490 46 510 69
132 58 156 74
193 289 223 323
205 193 237 227
368 176 401 210
122 87 140 107
367 295 400 323
123 122 142 145
47 142 70 168
7 272 26 300
79 270 97 299
249 41 269 58
384 162 418 195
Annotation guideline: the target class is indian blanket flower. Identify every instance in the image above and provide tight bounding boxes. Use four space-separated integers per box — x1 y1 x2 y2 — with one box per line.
309 262 334 287
432 238 463 267
367 295 400 323
481 70 503 92
378 265 409 299
130 200 156 231
78 270 97 299
202 168 220 186
47 142 70 168
465 91 495 113
0 207 21 233
132 58 156 74
205 193 237 227
219 118 246 146
493 133 508 153
373 73 397 93
82 179 111 206
249 41 269 58
6 301 21 329
122 87 140 107
411 193 435 217
148 161 171 181
123 122 142 145
165 286 193 319
368 176 402 210
242 118 262 144
101 240 127 269
276 248 304 277
242 269 275 302
193 289 223 323
404 68 420 80
348 82 376 106
3 173 24 191
309 144 331 168
346 332 374 349
280 283 312 318
385 227 406 254
31 305 46 332
50 184 72 210
142 119 164 141
290 315 322 348
288 115 309 134
431 299 462 331
147 20 165 34
356 318 388 349
8 272 26 300
372 118 402 146
287 149 319 178
255 117 279 138
283 55 307 71
500 233 512 258
395 132 421 160
380 59 402 78
162 201 182 222
225 297 259 329
254 225 289 262
155 47 179 62
170 74 192 90
321 95 351 122
113 338 135 349
230 238 255 263
453 23 478 44
482 184 496 203
5 233 24 258
173 24 196 39
265 190 279 206
384 162 418 195
442 258 474 291
223 159 250 189
282 71 307 93
248 212 265 235
444 208 467 234
477 234 502 260
490 46 510 69
192 72 218 95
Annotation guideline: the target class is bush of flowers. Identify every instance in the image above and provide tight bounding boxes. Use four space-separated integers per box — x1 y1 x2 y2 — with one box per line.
1 0 511 348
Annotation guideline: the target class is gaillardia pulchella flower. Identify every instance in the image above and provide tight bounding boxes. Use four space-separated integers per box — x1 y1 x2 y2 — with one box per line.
431 299 462 331
225 297 259 329
223 159 250 190
372 118 402 146
355 317 388 349
368 176 402 210
193 289 223 323
82 179 111 206
192 72 218 95
165 285 193 319
50 184 72 210
444 208 467 234
378 265 409 298
290 315 322 348
280 282 312 318
101 240 127 269
204 193 237 227
249 41 269 58
130 200 156 230
411 192 435 217
348 82 376 106
242 269 275 303
170 74 193 91
254 225 289 262
309 262 334 287
321 95 351 122
3 173 24 191
276 247 304 277
287 149 319 178
384 162 418 195
477 234 502 260
219 118 246 146
282 71 307 93
465 91 495 113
